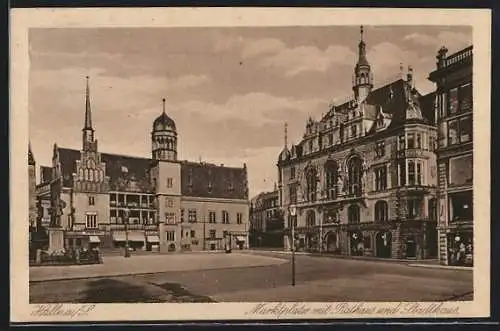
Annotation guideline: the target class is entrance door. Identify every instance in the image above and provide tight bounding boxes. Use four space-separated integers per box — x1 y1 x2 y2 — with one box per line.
376 231 392 258
326 232 337 252
406 236 417 258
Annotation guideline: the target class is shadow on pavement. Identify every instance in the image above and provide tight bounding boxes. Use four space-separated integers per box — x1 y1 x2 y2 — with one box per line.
80 278 165 303
154 282 215 303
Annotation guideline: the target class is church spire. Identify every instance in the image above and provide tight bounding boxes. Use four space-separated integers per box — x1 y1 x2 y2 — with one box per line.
28 141 35 166
82 76 96 151
84 76 93 130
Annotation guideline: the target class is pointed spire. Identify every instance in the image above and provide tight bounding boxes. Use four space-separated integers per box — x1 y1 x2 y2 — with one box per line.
360 25 364 41
357 25 368 66
284 122 288 148
162 97 166 115
84 76 93 130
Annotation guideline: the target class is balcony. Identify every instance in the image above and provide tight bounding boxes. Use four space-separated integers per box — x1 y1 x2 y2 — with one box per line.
109 223 158 231
396 148 425 159
445 46 473 67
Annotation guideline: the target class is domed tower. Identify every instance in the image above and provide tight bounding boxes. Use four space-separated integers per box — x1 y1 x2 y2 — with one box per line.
352 25 373 101
152 98 178 161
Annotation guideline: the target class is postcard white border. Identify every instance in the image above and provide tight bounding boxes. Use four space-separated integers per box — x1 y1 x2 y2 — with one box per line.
10 7 491 322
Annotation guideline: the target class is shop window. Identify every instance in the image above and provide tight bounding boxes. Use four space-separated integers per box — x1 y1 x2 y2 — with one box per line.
449 190 473 222
449 154 473 187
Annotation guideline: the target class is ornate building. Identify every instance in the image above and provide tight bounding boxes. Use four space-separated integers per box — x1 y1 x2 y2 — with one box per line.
428 45 473 266
277 26 439 260
36 77 250 253
250 186 284 248
28 143 37 229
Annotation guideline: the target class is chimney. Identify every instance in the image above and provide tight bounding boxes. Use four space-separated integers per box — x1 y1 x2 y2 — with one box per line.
437 46 448 69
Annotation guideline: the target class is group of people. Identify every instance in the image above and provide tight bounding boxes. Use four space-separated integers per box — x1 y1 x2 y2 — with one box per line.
449 238 473 266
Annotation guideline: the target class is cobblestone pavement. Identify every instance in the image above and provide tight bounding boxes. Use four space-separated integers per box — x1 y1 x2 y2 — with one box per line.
30 252 473 303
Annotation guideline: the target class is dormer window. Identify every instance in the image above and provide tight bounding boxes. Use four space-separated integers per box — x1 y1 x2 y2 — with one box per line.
308 140 313 153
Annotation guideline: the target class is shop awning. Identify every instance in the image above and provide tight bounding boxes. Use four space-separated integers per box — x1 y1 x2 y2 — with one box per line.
235 236 246 242
146 235 160 243
89 235 101 243
112 232 145 242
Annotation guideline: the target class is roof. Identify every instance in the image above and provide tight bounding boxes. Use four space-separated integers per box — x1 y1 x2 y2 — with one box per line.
44 147 248 199
180 161 248 200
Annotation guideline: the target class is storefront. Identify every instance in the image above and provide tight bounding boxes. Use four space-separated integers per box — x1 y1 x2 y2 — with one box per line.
447 229 473 266
112 231 146 250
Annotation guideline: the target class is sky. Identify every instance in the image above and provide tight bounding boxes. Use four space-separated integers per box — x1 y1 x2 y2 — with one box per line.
29 25 472 197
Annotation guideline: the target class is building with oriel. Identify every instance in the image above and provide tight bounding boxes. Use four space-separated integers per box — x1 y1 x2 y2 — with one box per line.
428 45 473 266
36 77 250 253
277 26 439 260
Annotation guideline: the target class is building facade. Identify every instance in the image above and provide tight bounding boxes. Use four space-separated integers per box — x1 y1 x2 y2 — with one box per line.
250 188 284 248
428 45 473 266
277 26 439 259
36 77 250 253
28 143 37 229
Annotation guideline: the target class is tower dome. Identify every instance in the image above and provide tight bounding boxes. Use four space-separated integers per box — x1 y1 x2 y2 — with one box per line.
151 98 178 161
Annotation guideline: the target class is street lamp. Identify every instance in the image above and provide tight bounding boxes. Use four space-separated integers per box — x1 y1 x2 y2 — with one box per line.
124 208 130 258
289 203 297 287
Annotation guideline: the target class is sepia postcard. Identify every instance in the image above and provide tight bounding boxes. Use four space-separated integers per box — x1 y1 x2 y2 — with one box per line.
10 7 491 323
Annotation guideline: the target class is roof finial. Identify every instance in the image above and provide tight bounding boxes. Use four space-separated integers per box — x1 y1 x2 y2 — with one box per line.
360 25 364 41
162 97 166 114
284 122 288 148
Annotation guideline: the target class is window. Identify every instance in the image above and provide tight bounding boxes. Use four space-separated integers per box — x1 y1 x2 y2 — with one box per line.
306 167 318 201
188 209 197 223
209 229 216 239
448 119 459 145
448 87 459 115
167 178 173 188
165 199 174 208
375 141 385 158
190 230 196 238
88 196 95 205
180 209 184 223
328 133 333 146
428 198 437 221
407 133 415 149
449 190 473 222
448 116 472 145
324 160 338 199
222 210 229 224
399 160 406 186
459 116 472 143
86 213 97 229
209 211 216 223
165 212 176 224
351 125 357 138
348 204 360 224
415 133 422 149
306 210 316 227
449 154 473 186
289 184 297 204
347 156 363 196
308 140 313 153
407 161 422 186
290 167 296 180
375 201 388 222
374 166 387 191
166 231 175 241
429 136 436 152
398 135 405 151
237 212 243 224
459 83 472 112
407 198 420 219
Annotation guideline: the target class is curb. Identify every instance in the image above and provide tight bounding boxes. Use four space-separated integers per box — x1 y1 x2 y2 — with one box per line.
407 263 473 271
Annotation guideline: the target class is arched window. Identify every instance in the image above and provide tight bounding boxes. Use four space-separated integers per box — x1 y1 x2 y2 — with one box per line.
84 169 89 181
375 200 388 223
306 210 316 228
348 204 360 224
347 156 363 196
79 169 84 181
324 160 338 200
306 167 317 202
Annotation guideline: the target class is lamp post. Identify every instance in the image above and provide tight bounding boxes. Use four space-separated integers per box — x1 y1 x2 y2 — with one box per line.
124 208 130 258
289 204 297 286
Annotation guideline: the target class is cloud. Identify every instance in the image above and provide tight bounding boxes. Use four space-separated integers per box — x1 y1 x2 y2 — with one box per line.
241 38 286 58
403 31 472 52
261 45 355 77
